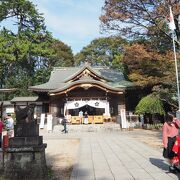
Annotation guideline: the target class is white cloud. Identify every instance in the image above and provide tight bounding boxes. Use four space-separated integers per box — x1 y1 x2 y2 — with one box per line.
31 0 105 53
43 9 99 38
33 0 103 14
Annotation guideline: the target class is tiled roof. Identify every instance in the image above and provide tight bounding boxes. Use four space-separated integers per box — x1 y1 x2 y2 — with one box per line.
0 88 17 92
29 65 134 92
0 101 12 106
49 79 125 93
29 67 79 92
11 96 38 102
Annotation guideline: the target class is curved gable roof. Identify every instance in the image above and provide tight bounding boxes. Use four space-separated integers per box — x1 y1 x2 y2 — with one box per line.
63 64 110 83
29 64 134 92
49 79 125 95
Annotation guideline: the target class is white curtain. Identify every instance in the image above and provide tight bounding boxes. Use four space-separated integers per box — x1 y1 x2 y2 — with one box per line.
64 100 110 115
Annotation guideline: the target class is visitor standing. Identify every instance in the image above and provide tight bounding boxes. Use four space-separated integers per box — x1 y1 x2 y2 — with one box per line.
84 111 88 124
0 119 4 148
162 112 180 172
79 110 83 124
61 117 68 133
6 115 14 137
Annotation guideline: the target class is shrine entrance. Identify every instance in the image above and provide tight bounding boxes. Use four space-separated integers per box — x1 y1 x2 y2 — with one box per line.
64 99 110 124
68 105 105 116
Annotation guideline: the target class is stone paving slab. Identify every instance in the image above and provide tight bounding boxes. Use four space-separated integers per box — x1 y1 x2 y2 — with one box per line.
40 124 180 180
69 132 180 179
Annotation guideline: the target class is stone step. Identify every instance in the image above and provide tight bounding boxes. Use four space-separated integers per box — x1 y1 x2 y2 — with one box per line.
52 123 121 132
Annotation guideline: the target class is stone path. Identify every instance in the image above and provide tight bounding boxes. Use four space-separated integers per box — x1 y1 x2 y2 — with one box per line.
40 124 180 180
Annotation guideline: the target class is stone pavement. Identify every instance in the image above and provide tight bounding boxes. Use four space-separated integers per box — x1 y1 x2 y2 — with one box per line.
41 124 180 180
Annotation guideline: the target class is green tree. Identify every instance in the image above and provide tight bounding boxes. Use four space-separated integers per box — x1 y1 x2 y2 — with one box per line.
74 36 127 69
0 0 74 97
0 28 54 96
152 85 178 112
135 93 165 124
0 0 46 33
33 39 74 85
50 39 74 67
0 0 53 94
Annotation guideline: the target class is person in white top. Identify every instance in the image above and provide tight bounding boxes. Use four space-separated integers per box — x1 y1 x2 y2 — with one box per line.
79 110 83 124
83 111 88 124
6 115 14 137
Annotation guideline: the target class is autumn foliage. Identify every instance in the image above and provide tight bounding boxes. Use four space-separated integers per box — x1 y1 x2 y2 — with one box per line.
100 0 180 44
123 43 176 87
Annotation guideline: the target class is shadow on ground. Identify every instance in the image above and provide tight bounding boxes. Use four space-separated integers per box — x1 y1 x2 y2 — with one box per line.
150 157 180 178
45 153 74 180
46 153 94 180
44 138 80 180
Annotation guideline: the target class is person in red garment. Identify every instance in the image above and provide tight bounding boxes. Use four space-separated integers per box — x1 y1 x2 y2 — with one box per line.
172 136 180 170
0 118 4 148
162 112 180 172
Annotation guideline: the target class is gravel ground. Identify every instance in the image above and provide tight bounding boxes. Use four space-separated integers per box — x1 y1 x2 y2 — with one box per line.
126 128 163 150
44 138 80 180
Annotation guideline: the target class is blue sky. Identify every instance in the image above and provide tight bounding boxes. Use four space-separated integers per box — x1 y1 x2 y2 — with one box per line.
30 0 106 54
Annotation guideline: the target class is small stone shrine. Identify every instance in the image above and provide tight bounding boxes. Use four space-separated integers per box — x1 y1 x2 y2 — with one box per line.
4 104 47 180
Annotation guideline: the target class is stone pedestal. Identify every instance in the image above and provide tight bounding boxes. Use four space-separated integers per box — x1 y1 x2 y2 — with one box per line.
4 145 47 180
0 149 3 173
14 122 39 137
3 122 47 180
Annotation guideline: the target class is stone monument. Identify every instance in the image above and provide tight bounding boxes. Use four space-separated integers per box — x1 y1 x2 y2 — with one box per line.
3 104 47 180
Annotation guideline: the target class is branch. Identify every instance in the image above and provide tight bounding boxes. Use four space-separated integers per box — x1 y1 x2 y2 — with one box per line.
161 98 178 109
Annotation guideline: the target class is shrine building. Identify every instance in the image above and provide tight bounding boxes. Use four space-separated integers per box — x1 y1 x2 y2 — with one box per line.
29 64 135 124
